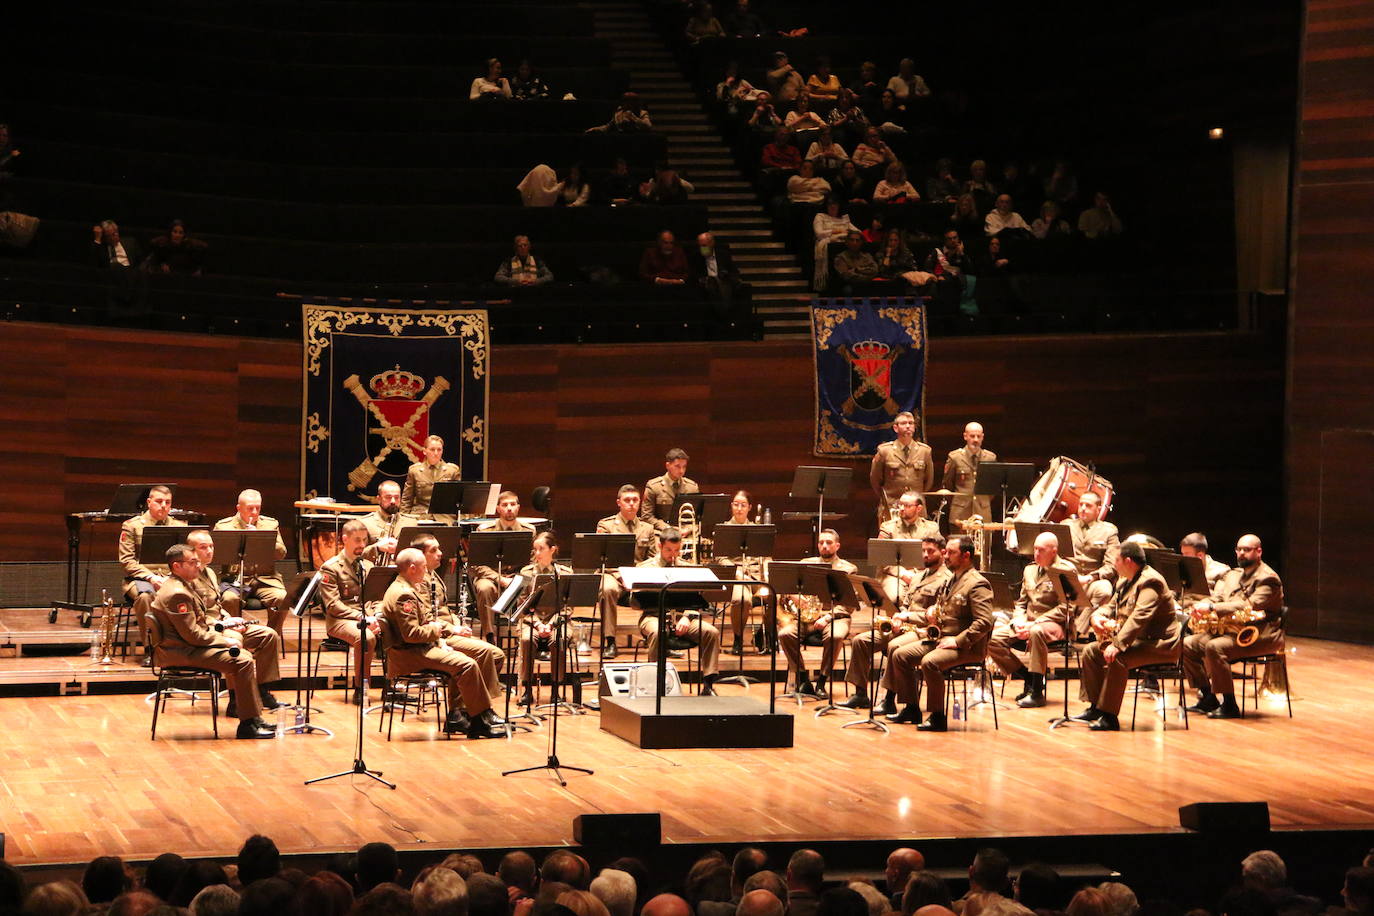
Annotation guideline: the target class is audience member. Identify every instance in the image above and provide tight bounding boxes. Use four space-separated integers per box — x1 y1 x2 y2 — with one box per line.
692 231 747 312
874 228 933 288
499 853 538 903
1077 192 1123 239
541 853 590 892
834 231 879 289
353 883 418 916
718 62 763 107
441 856 486 882
105 890 161 916
292 872 354 916
1343 868 1374 916
1095 884 1136 916
685 859 732 915
1030 201 1071 240
170 861 230 907
724 0 767 37
813 197 859 289
560 891 612 916
767 53 805 103
358 844 402 894
874 90 911 135
979 901 1034 916
603 158 639 206
468 874 512 916
686 3 725 43
852 128 896 174
784 94 827 134
144 219 208 276
640 163 695 205
815 887 868 916
18 880 87 916
888 58 932 102
872 162 919 204
91 220 142 273
738 890 785 916
903 873 953 916
642 894 692 916
850 62 884 112
1240 851 1320 916
1012 865 1061 916
965 160 997 211
787 160 831 205
761 128 802 172
976 236 1012 275
748 94 783 133
510 60 551 100
831 161 868 205
83 856 132 904
590 871 635 916
143 853 187 902
239 834 282 887
190 884 240 916
1064 889 1109 916
495 235 553 287
965 849 1011 906
606 859 651 915
414 867 469 916
517 164 563 207
885 849 927 909
861 213 886 247
470 59 512 101
806 58 842 103
985 195 1031 236
239 876 296 916
589 94 653 133
640 230 690 285
927 159 962 203
786 850 826 916
1043 160 1079 208
805 126 849 175
558 165 590 207
742 871 787 907
950 194 982 241
849 882 889 916
826 89 870 145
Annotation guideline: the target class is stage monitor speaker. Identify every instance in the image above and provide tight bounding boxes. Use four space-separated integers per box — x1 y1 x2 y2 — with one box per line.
573 813 661 849
1178 802 1270 833
599 662 682 698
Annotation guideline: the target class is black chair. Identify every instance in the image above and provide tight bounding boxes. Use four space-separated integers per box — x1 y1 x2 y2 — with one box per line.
379 668 454 741
1128 620 1189 731
934 640 999 730
147 615 223 740
1235 607 1293 718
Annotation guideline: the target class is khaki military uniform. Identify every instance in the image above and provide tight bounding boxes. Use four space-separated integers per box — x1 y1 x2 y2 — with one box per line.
716 520 768 642
1202 555 1231 590
778 555 858 680
847 563 952 694
942 446 997 524
988 557 1077 676
379 576 492 716
596 512 660 640
119 512 189 645
151 574 279 722
1182 561 1283 697
423 571 505 706
640 473 700 533
470 517 536 639
870 439 935 523
888 565 994 710
635 554 720 676
359 509 421 564
400 461 461 520
1079 565 1180 716
877 516 941 603
1065 517 1120 631
191 566 282 676
515 562 575 684
318 551 381 685
213 514 289 635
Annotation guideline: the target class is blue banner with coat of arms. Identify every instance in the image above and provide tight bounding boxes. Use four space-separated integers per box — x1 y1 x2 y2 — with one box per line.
812 297 927 458
301 301 489 503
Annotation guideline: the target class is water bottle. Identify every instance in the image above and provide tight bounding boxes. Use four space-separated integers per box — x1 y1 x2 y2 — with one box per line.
294 706 305 729
763 507 772 525
952 698 962 720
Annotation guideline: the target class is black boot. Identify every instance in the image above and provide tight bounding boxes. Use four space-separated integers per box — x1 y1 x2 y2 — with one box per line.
518 686 535 708
1013 667 1032 700
258 687 283 710
1071 705 1103 722
1089 711 1121 731
1207 694 1241 719
874 691 898 717
796 675 816 696
887 704 921 724
466 714 501 739
700 673 720 697
727 634 744 656
236 718 275 739
1187 691 1221 713
916 711 948 732
444 710 470 735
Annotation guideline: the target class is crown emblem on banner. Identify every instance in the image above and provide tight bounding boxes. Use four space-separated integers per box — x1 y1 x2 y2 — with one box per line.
851 340 891 361
370 366 425 399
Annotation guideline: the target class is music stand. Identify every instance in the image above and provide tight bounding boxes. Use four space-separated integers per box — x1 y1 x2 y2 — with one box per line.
210 529 279 583
974 461 1035 562
670 493 733 538
282 570 331 737
528 573 602 714
765 561 831 704
809 567 862 717
108 483 178 515
467 530 534 639
622 566 730 706
396 524 463 607
138 526 208 566
572 533 638 656
789 466 854 544
1145 549 1210 601
711 523 777 687
842 575 898 733
1013 521 1074 560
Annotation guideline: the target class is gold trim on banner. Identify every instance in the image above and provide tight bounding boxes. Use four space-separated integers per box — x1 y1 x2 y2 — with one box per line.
304 412 329 453
812 307 858 349
462 415 486 454
877 306 926 347
817 410 862 455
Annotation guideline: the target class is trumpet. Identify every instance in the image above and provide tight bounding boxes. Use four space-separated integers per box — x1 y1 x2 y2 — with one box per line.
1090 612 1119 645
93 589 117 665
875 613 939 641
1190 603 1266 647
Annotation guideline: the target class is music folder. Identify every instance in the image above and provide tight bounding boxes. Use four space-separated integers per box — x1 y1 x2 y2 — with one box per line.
361 566 401 605
395 525 463 559
1012 521 1074 559
570 533 636 572
1045 566 1087 608
137 525 209 565
669 493 733 532
711 523 776 559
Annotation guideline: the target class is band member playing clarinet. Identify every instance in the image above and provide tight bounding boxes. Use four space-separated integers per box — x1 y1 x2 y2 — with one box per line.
778 529 857 698
515 532 575 707
318 519 382 706
360 481 419 564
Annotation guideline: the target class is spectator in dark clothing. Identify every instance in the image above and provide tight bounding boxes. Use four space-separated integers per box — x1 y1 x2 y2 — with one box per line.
1014 865 1063 916
761 128 801 172
724 0 767 37
82 857 132 905
143 853 187 902
91 220 142 272
691 231 750 315
144 219 208 276
511 59 551 100
900 873 952 916
238 835 281 887
357 843 401 893
169 860 229 907
640 230 690 285
927 158 962 203
603 157 639 206
640 163 694 205
849 62 884 114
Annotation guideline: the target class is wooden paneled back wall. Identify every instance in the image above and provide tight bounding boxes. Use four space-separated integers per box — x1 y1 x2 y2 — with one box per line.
0 321 1287 617
1284 0 1374 641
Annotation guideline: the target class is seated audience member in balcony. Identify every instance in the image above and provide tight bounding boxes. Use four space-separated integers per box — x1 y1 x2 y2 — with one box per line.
718 62 763 106
510 60 551 100
692 232 748 314
784 93 827 136
965 160 997 212
470 58 512 101
874 89 911 136
975 235 1012 275
144 219 208 276
827 90 870 146
495 235 553 287
557 164 591 207
984 194 1030 236
1031 201 1071 240
950 193 982 242
925 229 968 307
517 164 563 207
831 160 868 205
806 58 842 104
748 94 783 133
888 58 932 103
1043 159 1079 209
91 220 142 272
589 93 653 133
640 163 695 205
850 62 884 114
640 230 691 286
686 2 725 43
873 163 919 205
767 52 805 104
603 157 639 205
787 160 831 205
861 213 886 248
852 127 897 175
834 231 879 290
927 158 962 203
761 128 801 172
874 228 935 289
813 196 859 290
725 0 767 37
805 126 849 176
1077 191 1123 239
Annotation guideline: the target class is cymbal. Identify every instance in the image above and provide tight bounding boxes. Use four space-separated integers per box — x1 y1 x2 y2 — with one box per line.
922 489 956 497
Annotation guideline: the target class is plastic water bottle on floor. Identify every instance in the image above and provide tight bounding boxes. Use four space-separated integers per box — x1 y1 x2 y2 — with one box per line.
952 698 962 720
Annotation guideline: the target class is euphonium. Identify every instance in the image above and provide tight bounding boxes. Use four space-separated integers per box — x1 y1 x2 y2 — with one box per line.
677 499 698 563
785 594 826 628
1190 603 1266 647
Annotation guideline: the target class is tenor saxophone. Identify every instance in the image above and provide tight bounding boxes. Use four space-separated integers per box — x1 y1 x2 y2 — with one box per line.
1191 603 1266 647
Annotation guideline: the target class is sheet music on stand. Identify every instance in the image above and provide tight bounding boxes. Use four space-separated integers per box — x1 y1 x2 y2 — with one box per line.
429 481 501 519
138 526 210 565
1012 521 1074 560
1145 548 1210 600
210 529 279 579
570 533 636 573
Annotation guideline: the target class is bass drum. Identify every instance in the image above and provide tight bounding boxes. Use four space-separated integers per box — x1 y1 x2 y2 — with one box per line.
1008 457 1114 548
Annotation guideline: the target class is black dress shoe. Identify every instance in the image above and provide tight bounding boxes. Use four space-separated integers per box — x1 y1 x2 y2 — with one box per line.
1071 706 1103 722
727 636 744 656
1187 694 1221 713
518 687 535 707
258 690 283 710
916 712 948 732
874 694 898 717
813 676 829 697
796 678 816 696
1089 712 1120 731
236 719 275 739
140 653 153 668
444 712 470 735
602 640 619 660
321 636 349 652
482 709 507 727
1017 692 1047 709
466 716 502 739
887 704 922 724
837 693 871 709
1207 702 1241 719
348 690 364 706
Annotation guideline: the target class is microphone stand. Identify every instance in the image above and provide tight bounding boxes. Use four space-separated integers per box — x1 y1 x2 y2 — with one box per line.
285 569 332 737
306 597 393 788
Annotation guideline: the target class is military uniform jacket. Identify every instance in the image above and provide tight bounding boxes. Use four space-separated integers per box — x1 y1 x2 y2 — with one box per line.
941 446 997 497
151 575 236 653
400 460 460 517
596 513 660 563
800 555 859 618
1203 556 1231 589
635 554 707 618
870 439 935 506
1067 518 1120 581
471 517 536 580
420 571 456 624
934 566 995 650
878 517 941 541
517 562 575 625
190 567 230 623
1105 565 1177 651
119 512 188 581
1013 558 1079 627
906 564 953 610
360 509 421 562
1210 561 1283 631
640 473 700 530
319 552 372 623
381 577 442 649
213 513 287 588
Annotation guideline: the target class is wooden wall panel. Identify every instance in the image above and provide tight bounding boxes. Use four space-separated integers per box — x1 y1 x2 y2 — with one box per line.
1285 0 1374 639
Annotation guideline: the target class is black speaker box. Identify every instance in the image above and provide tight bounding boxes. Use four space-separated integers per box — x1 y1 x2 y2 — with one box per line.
573 813 662 849
1178 802 1271 832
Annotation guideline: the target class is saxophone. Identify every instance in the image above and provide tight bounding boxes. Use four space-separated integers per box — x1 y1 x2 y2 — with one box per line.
1191 603 1267 647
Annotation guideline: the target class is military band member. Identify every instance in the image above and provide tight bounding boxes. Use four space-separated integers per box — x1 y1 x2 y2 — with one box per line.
886 535 994 730
470 490 536 642
869 412 935 525
878 490 942 604
515 532 575 706
943 422 997 525
400 434 461 520
150 544 279 739
595 485 660 659
778 529 858 697
317 519 382 705
1182 534 1284 719
987 532 1077 708
379 548 500 739
1073 541 1180 731
1064 492 1119 633
1179 532 1232 590
213 489 289 638
719 490 767 656
414 533 507 717
640 447 700 533
840 534 951 713
360 480 420 564
635 528 722 695
118 485 187 666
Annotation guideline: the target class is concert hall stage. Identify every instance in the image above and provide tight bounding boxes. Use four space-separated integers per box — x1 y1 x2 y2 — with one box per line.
0 635 1368 870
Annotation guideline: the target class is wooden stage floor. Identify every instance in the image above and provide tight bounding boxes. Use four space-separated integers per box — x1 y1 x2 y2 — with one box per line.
1 636 1371 867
